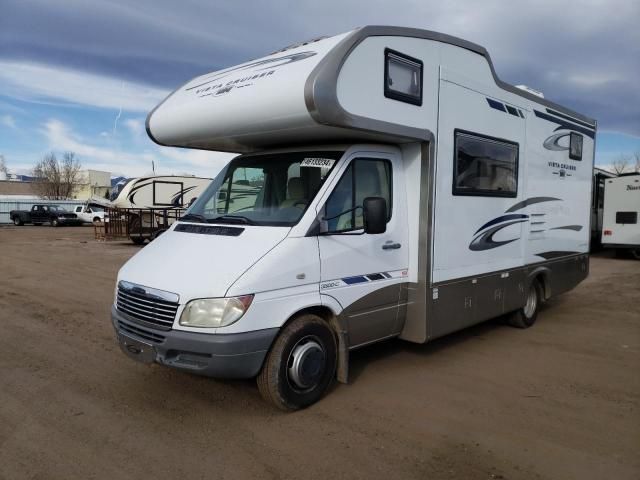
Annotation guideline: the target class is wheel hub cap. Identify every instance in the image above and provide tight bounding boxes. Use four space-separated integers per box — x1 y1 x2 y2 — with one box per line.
288 339 325 390
524 286 537 318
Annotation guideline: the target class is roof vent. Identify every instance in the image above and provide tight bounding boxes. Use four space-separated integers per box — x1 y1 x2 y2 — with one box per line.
515 85 544 98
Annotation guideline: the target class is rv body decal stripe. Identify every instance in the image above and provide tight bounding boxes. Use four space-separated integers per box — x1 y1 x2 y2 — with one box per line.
534 251 581 260
505 197 561 212
486 98 523 118
474 214 529 235
549 225 583 231
487 98 506 112
320 270 408 290
546 108 595 129
534 110 595 138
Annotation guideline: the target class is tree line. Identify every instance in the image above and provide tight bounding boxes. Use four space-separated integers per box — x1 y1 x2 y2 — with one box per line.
1 151 84 200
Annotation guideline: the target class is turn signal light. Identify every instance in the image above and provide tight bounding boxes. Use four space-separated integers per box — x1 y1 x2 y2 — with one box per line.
603 230 612 236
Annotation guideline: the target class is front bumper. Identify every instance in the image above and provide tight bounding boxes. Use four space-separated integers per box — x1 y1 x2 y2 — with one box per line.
111 306 277 378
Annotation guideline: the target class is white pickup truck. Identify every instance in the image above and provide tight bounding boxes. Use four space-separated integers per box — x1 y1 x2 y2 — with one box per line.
72 204 105 223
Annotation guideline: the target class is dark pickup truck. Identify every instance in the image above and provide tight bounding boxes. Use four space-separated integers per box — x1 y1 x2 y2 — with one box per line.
10 204 83 227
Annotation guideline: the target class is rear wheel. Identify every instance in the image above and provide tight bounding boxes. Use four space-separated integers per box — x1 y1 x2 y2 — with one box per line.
13 217 23 226
630 249 640 260
257 314 337 411
508 280 542 329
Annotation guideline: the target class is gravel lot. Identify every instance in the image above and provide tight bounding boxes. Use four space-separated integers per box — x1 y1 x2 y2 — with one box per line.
0 226 638 480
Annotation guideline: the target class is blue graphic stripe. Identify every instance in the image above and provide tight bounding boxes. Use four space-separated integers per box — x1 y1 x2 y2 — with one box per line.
343 276 368 285
487 98 524 118
533 110 595 138
474 214 529 235
342 272 392 285
487 98 506 112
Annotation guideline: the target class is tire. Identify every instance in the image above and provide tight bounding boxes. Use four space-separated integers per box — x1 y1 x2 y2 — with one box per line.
257 314 337 411
631 249 640 260
93 217 101 223
13 217 23 226
50 218 59 227
131 236 146 245
508 280 542 329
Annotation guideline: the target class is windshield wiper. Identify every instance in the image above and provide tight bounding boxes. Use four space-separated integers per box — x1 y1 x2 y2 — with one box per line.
179 213 207 223
208 215 255 225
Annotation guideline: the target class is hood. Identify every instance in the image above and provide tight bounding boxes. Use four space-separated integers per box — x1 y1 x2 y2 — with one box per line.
117 223 290 301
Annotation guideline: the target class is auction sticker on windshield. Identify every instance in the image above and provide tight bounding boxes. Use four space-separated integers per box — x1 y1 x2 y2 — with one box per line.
301 158 335 168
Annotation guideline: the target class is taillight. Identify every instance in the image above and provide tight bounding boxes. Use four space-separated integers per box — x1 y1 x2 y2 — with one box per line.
604 230 612 236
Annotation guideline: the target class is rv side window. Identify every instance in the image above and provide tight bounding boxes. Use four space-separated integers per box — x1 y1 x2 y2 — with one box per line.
325 158 392 232
384 49 423 106
569 132 583 161
616 211 637 224
453 130 518 197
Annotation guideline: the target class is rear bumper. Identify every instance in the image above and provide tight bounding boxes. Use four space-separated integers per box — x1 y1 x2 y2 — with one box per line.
111 306 277 378
602 243 640 249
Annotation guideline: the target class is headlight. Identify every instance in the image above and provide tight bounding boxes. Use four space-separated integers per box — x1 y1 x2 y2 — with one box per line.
179 295 254 328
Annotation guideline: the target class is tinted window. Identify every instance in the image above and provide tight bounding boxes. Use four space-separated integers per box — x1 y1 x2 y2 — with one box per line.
569 132 583 161
384 49 423 106
325 159 392 232
616 211 637 224
453 130 518 197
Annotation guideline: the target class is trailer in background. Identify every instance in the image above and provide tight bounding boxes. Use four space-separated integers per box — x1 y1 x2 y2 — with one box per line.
107 175 213 244
601 173 640 259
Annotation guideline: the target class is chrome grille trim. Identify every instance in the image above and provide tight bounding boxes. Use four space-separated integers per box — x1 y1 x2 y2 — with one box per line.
117 320 166 344
116 281 179 330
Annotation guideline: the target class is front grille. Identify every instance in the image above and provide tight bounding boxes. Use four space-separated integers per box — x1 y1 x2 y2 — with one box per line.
118 320 166 343
116 283 179 330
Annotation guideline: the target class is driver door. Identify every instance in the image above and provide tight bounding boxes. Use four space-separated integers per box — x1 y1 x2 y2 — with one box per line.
317 152 408 348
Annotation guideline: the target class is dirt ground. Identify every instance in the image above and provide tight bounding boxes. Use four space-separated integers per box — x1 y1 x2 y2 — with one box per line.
0 226 638 480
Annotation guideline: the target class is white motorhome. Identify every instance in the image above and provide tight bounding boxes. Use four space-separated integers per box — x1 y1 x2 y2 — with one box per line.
601 174 640 258
112 26 596 410
111 175 212 209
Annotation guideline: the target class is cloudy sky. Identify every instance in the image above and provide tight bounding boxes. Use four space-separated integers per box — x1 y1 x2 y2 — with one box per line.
1 0 639 178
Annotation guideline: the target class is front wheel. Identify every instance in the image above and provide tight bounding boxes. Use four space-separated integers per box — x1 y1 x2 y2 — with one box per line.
257 314 337 411
93 217 101 223
50 218 59 227
508 280 542 329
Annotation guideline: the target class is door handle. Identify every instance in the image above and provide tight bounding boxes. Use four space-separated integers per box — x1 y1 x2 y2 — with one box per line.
382 242 401 250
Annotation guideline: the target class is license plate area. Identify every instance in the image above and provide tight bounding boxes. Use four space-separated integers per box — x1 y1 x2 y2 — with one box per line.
118 333 156 364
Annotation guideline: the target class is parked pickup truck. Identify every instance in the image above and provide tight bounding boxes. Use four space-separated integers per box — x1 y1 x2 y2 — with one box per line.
71 204 105 223
10 204 83 227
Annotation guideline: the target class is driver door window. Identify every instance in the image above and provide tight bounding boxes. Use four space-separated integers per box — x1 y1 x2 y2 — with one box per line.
325 158 392 232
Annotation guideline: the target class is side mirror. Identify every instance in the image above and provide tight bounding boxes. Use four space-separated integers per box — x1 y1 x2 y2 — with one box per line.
363 197 387 234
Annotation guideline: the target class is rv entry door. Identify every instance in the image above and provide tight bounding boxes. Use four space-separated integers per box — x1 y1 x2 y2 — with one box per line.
317 152 409 348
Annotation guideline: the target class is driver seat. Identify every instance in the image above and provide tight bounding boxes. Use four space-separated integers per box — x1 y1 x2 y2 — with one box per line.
280 177 307 208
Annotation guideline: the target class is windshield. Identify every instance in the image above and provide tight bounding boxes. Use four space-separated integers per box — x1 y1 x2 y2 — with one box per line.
184 151 342 226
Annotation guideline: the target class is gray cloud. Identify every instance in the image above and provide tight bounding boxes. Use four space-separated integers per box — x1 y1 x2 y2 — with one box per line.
1 0 638 135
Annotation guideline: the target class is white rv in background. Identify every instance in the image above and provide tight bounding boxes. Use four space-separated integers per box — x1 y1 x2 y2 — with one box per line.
601 174 640 258
111 175 212 209
111 26 596 410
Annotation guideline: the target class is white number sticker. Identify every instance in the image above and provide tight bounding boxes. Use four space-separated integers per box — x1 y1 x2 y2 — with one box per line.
301 158 335 168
